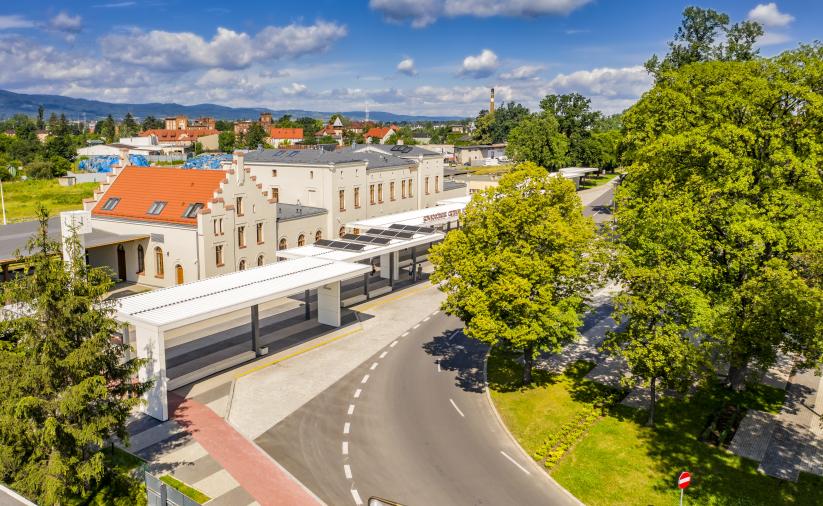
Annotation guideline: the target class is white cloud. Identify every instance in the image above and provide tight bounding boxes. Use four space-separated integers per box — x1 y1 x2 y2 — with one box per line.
397 57 417 76
0 15 34 30
370 0 591 27
49 12 83 33
757 31 791 46
102 21 347 71
500 64 544 80
459 49 499 78
281 82 308 96
0 36 108 86
748 3 794 27
547 65 653 114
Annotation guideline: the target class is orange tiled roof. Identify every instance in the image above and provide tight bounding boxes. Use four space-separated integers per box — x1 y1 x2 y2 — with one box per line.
92 166 226 225
365 125 398 139
269 127 303 139
139 128 220 142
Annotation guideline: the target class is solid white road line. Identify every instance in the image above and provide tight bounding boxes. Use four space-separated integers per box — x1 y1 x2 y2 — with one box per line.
351 488 363 505
344 464 352 480
361 374 370 384
500 450 532 475
343 422 350 434
342 441 349 455
390 340 398 348
354 388 362 398
347 404 356 415
449 398 465 418
370 362 378 370
379 351 388 359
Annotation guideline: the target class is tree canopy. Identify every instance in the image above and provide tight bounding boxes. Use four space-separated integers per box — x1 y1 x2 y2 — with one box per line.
505 113 568 170
616 45 823 392
430 163 599 383
472 102 530 144
0 211 150 503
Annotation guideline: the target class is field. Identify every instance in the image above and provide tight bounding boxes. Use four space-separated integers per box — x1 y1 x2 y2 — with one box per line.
488 348 823 506
1 179 98 223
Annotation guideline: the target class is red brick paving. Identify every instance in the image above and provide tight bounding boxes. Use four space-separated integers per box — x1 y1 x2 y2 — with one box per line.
169 392 321 506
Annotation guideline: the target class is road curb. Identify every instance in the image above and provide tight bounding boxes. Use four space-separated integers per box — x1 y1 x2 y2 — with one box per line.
482 348 584 506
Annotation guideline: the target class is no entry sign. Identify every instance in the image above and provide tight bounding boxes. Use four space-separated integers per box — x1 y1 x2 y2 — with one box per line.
678 471 691 489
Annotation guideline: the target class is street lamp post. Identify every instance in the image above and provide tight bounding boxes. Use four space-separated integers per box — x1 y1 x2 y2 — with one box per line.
0 176 6 225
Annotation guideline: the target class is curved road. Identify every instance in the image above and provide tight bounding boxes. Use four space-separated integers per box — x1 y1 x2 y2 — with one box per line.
255 310 579 505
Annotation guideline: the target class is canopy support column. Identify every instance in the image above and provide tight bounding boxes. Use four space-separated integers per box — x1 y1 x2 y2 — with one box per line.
317 281 341 327
135 324 168 421
363 272 370 300
411 247 417 282
304 289 311 320
251 304 261 356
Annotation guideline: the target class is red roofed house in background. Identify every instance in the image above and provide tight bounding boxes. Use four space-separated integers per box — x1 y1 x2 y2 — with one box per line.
365 125 399 144
139 128 221 153
83 156 277 288
268 127 304 148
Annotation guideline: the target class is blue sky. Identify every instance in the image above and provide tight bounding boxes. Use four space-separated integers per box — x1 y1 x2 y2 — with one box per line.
0 1 819 116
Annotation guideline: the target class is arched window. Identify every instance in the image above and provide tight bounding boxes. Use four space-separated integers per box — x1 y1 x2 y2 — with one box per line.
137 244 145 273
298 234 305 247
257 254 264 267
315 230 322 242
339 226 346 238
279 238 287 250
239 259 246 271
154 247 164 277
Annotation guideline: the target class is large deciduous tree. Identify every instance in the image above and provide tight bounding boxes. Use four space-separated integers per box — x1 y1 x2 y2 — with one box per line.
0 210 150 503
430 163 599 383
505 113 568 170
472 102 530 144
617 45 823 392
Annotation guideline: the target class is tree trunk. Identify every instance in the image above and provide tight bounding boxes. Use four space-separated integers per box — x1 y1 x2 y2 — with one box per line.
727 356 749 392
647 376 656 427
523 344 534 385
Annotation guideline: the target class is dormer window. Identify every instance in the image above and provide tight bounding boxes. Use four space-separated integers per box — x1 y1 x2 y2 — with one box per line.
183 203 204 218
147 201 167 215
101 197 120 211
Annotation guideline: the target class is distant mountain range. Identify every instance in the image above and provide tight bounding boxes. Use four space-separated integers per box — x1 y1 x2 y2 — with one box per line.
0 89 464 123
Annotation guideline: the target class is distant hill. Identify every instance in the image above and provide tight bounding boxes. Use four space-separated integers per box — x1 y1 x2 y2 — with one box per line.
0 89 464 123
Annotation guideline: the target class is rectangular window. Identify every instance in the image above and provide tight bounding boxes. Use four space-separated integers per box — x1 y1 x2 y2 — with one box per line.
238 226 246 248
370 184 375 205
408 178 414 198
236 196 244 216
378 183 383 203
401 180 406 199
339 189 346 211
390 181 396 201
101 197 120 210
256 222 264 244
435 176 440 193
354 187 361 208
271 169 278 177
271 187 279 203
425 177 430 195
147 201 167 215
219 218 224 235
215 244 224 266
182 202 203 218
213 218 219 235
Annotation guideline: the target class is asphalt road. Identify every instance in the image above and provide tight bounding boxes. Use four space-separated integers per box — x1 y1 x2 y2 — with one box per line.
255 311 580 506
582 183 615 224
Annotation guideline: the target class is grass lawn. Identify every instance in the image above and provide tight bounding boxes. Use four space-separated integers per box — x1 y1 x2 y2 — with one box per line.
579 172 618 189
488 348 823 506
160 475 211 504
1 179 98 223
66 447 146 506
466 164 514 175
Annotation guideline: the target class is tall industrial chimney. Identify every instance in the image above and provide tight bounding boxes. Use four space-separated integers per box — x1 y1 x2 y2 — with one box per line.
490 88 495 114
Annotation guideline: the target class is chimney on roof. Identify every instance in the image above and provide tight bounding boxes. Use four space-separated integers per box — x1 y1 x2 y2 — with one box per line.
233 150 245 175
490 87 495 115
118 147 129 170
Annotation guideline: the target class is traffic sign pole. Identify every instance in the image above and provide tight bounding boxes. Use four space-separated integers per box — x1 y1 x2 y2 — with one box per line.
680 488 684 506
677 471 691 505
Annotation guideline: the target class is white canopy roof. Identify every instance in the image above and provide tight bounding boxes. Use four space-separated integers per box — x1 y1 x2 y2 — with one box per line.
116 257 370 330
347 202 466 230
277 232 444 263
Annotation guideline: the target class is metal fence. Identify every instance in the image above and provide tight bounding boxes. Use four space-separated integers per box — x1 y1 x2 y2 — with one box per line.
145 472 202 506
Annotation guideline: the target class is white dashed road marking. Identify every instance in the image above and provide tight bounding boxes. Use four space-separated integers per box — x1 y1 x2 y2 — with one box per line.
347 404 355 415
370 362 378 370
423 317 430 322
449 398 465 418
437 362 441 372
351 488 363 505
500 450 532 475
344 464 352 480
413 324 420 329
354 389 362 398
342 441 349 455
390 340 398 348
361 374 370 384
401 332 409 337
379 351 388 359
343 422 350 434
